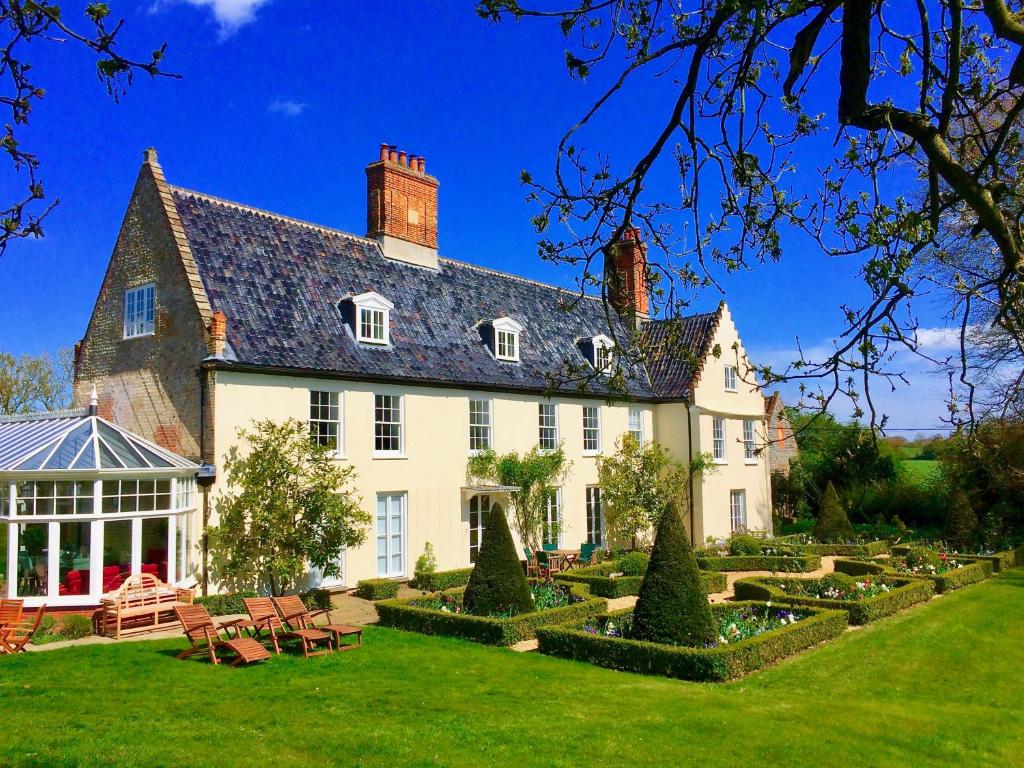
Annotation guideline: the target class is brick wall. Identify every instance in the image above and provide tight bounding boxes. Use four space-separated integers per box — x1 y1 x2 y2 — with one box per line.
765 392 799 475
73 153 212 462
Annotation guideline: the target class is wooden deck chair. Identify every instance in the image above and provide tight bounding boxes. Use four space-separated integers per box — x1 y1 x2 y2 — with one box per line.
0 606 44 654
173 604 271 666
223 597 284 654
0 599 23 632
274 595 362 655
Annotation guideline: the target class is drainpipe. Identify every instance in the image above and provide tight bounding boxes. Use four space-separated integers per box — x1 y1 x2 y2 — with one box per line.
685 399 696 547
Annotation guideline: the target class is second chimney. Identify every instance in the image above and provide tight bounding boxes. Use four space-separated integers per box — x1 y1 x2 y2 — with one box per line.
366 143 439 269
605 227 650 328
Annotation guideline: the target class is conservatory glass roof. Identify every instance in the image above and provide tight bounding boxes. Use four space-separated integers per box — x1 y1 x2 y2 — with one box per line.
0 410 197 473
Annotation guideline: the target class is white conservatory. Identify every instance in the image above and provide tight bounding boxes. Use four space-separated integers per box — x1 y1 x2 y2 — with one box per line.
0 406 199 607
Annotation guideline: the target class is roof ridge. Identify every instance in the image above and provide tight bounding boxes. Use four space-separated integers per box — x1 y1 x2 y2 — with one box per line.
439 256 602 300
168 185 380 247
0 408 88 424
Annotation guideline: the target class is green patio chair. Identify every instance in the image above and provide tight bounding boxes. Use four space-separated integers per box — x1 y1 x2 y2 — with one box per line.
542 543 557 552
578 542 598 566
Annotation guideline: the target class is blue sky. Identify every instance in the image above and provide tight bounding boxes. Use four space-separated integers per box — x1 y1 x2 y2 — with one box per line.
0 0 957 433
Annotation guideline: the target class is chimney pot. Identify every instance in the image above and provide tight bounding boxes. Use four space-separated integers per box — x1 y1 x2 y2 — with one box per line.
417 157 426 173
398 150 408 166
379 143 389 162
388 146 399 163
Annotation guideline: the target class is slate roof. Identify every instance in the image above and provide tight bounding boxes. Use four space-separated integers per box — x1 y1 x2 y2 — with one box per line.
170 187 717 401
639 309 722 399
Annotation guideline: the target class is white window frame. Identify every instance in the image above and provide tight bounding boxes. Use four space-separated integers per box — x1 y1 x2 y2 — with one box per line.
724 364 738 392
628 407 644 444
373 393 405 457
352 291 394 345
592 333 614 373
543 488 562 547
376 492 407 577
538 402 559 451
743 419 756 463
493 317 523 362
309 390 344 457
123 283 156 339
712 417 727 463
586 486 604 547
582 405 601 455
468 398 493 454
468 494 489 564
730 490 747 533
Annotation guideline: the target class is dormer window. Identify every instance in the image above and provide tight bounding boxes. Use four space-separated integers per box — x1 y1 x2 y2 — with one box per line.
350 291 394 345
592 334 614 373
492 317 523 362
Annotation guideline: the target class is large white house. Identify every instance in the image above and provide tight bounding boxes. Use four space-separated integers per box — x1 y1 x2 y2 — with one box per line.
53 144 772 598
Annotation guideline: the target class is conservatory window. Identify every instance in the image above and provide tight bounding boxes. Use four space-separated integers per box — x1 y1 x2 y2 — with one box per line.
14 481 94 516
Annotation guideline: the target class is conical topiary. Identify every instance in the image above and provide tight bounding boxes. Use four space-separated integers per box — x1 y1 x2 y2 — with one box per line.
630 501 716 647
944 491 978 551
462 502 534 617
813 481 855 543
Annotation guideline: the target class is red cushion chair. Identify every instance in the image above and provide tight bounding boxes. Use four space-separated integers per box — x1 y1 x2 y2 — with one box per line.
140 563 159 577
102 565 124 592
60 570 84 596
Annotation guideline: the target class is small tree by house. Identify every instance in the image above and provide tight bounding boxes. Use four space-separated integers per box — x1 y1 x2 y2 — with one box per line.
208 418 372 596
466 447 569 551
462 502 534 617
944 491 978 552
598 434 713 550
813 481 856 543
630 500 716 647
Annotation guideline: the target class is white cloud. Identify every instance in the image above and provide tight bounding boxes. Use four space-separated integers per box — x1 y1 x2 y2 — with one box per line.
152 0 271 39
267 98 308 117
914 326 962 352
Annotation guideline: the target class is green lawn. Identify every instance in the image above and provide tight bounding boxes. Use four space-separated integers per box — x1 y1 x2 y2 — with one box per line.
3 572 1024 767
901 458 941 486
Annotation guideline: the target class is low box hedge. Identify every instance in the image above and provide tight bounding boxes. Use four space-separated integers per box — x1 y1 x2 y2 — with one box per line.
412 568 474 592
695 552 822 573
833 556 993 593
733 575 934 624
536 601 847 682
195 588 331 615
554 563 726 597
374 581 607 646
355 578 401 601
798 541 890 557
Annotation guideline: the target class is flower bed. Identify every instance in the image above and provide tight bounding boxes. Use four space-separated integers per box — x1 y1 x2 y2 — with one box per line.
536 601 847 682
833 556 993 593
733 574 934 624
412 567 474 592
694 551 822 573
554 562 727 598
374 580 607 646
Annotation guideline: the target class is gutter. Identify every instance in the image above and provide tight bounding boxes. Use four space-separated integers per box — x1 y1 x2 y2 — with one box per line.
685 396 696 547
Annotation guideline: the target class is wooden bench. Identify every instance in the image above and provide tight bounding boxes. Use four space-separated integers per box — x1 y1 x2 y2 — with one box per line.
100 573 194 639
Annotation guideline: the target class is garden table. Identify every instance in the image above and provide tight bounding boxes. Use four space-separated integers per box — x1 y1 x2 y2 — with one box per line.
546 550 581 571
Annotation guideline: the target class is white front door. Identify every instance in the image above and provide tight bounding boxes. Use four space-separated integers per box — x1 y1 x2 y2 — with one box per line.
376 492 406 577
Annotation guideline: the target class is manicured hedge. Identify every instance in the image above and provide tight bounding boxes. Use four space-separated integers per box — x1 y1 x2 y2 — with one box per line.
798 541 890 557
833 557 993 593
536 601 847 682
733 576 934 624
413 568 474 592
946 550 1017 573
355 578 401 601
374 582 607 646
555 562 726 597
695 552 822 572
195 589 332 615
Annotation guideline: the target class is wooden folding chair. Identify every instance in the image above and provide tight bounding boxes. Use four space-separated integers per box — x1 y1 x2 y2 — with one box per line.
273 595 362 655
0 606 44 654
0 599 24 632
220 597 283 654
173 604 270 666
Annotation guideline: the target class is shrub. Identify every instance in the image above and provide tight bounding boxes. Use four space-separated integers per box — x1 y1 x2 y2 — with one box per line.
31 613 95 645
631 502 716 647
300 588 332 611
355 579 400 601
817 572 855 592
536 602 848 681
813 481 855 542
195 591 258 616
728 535 762 556
375 581 607 646
413 567 474 592
944 492 978 551
414 542 438 584
555 562 726 598
905 547 941 569
797 540 890 557
618 551 650 576
695 553 822 572
463 502 533 617
733 576 934 624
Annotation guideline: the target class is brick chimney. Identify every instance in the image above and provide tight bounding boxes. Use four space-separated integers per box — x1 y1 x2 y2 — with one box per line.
605 227 650 327
366 143 439 269
208 311 227 357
